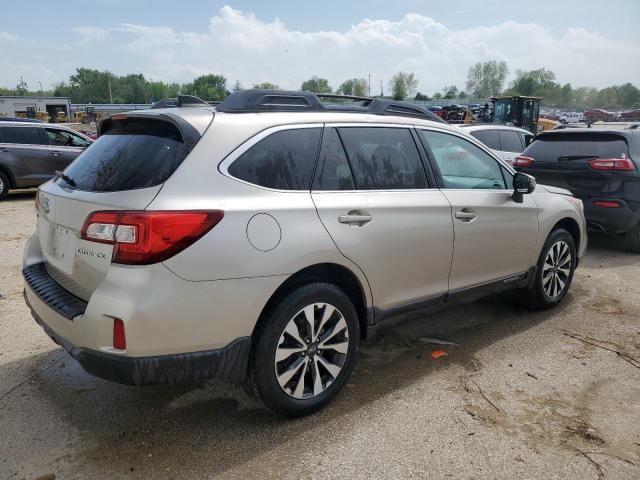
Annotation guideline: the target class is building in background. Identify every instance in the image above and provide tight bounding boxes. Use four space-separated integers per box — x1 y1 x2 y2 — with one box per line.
0 96 72 122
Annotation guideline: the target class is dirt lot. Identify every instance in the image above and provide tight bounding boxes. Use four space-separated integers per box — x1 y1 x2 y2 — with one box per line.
1 191 639 480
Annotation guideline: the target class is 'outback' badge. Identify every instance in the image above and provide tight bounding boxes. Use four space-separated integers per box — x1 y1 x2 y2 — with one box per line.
77 247 106 259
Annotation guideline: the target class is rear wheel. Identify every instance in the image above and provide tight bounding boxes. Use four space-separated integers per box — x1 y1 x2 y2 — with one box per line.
521 228 576 310
624 224 640 253
250 283 360 417
0 171 9 200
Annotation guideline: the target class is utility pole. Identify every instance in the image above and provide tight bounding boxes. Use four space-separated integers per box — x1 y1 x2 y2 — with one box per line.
38 81 43 95
107 72 113 103
368 74 371 97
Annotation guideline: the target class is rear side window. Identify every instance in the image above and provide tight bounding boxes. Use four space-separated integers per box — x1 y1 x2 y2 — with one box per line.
499 131 524 153
46 128 91 148
470 130 500 150
229 128 322 190
313 128 355 190
62 119 188 192
0 126 42 145
338 127 427 190
524 133 629 162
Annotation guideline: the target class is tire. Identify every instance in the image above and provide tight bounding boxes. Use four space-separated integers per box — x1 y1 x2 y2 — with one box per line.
625 224 640 253
0 171 10 200
521 228 576 310
250 282 360 417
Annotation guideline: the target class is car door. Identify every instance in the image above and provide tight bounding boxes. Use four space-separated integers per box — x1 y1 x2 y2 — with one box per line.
418 128 538 292
45 128 90 171
311 125 454 312
0 125 51 187
497 130 525 165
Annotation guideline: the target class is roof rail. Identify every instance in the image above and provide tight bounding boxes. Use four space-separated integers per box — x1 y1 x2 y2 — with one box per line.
151 95 211 109
215 89 445 123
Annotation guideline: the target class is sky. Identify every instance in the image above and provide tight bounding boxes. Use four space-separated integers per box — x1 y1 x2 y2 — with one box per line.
1 0 639 94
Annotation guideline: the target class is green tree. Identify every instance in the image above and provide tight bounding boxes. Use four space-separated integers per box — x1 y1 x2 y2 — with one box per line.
117 74 148 103
389 72 418 100
458 91 468 99
442 85 458 99
301 76 332 94
466 60 508 98
508 68 558 97
433 92 443 99
253 82 280 89
148 81 169 102
616 83 640 108
183 74 227 100
414 92 430 101
337 78 368 96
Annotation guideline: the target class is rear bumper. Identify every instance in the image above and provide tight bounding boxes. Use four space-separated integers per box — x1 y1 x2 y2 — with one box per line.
24 288 251 385
583 200 640 234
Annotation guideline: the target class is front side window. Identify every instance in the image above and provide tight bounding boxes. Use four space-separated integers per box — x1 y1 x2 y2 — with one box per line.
499 130 524 153
420 130 507 190
46 129 90 148
338 127 427 190
0 126 42 145
228 128 322 190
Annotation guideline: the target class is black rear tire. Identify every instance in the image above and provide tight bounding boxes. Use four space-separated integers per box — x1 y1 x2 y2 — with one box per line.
0 171 9 200
624 224 640 253
521 228 576 310
250 283 360 418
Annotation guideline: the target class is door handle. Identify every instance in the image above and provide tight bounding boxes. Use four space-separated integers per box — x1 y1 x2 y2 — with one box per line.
0 148 9 153
51 151 62 156
338 212 372 225
454 210 477 222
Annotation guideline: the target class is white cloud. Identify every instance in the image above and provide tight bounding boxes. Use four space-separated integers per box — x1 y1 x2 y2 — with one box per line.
2 6 638 93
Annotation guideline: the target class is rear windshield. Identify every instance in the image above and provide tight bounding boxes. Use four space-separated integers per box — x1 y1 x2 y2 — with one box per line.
60 119 188 192
524 133 629 162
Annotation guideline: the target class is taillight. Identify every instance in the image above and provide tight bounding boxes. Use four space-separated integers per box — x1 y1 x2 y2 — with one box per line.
588 158 635 171
113 318 126 350
81 210 224 265
513 156 535 167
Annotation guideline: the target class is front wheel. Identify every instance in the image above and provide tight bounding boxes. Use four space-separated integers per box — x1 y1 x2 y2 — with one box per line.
250 283 360 417
521 228 576 310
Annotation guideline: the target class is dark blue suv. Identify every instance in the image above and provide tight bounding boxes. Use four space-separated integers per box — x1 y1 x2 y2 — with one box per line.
514 128 640 252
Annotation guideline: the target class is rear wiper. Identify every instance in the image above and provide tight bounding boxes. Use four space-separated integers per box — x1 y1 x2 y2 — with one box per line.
558 155 600 161
54 171 77 188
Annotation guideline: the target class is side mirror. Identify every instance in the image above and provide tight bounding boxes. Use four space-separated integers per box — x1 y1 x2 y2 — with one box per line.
512 172 536 203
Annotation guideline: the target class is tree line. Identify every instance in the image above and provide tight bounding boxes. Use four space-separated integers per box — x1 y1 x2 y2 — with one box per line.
1 64 638 110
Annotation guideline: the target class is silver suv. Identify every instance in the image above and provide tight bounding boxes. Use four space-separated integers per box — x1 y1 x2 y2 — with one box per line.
23 91 586 417
0 121 92 199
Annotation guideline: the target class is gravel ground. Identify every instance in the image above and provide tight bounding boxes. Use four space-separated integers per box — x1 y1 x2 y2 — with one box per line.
1 191 639 480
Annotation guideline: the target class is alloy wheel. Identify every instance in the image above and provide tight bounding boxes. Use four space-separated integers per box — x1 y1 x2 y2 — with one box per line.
274 302 349 399
542 240 572 299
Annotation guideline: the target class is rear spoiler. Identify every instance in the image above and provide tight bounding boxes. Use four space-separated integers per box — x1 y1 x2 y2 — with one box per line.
98 111 208 153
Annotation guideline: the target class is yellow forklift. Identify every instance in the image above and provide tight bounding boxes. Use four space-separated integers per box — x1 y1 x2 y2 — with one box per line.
491 96 557 133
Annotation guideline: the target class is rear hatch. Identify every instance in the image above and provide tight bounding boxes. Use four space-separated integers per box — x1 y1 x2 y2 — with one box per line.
36 110 213 301
515 131 636 199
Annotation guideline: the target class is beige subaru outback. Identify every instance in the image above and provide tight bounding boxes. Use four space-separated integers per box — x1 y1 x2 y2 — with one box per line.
23 90 586 417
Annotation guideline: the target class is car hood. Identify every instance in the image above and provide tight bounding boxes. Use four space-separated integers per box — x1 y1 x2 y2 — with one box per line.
538 184 574 197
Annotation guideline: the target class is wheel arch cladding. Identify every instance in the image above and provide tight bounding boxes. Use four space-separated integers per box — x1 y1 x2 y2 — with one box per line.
552 217 581 251
253 263 369 340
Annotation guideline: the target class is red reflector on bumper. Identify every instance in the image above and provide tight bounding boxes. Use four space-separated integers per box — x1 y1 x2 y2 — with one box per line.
113 318 126 350
592 200 621 208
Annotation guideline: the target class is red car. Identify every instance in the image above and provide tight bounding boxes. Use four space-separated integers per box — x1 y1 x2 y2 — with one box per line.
619 110 640 121
584 109 617 122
